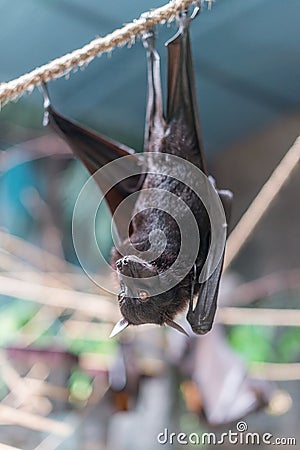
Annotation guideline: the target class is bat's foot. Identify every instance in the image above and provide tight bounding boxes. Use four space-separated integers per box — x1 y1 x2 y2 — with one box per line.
140 12 156 47
141 27 156 52
178 1 200 26
190 2 201 20
40 82 51 127
40 82 50 109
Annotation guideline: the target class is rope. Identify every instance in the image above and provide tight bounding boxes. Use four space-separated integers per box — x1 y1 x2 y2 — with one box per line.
2 0 297 272
224 136 300 271
0 0 204 108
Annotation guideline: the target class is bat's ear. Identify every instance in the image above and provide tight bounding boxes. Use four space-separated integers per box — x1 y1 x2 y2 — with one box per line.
165 317 189 337
109 318 129 338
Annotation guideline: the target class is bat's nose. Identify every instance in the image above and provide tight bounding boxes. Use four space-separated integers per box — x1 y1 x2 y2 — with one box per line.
116 257 129 270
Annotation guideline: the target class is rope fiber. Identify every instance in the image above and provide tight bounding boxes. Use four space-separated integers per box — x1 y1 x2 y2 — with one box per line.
2 0 298 273
0 0 203 108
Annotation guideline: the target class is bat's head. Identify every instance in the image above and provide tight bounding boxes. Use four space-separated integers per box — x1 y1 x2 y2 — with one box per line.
110 255 188 337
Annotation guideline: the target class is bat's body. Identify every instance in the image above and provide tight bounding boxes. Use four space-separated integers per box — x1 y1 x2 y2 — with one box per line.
110 121 211 329
43 9 232 336
110 15 231 335
41 8 274 426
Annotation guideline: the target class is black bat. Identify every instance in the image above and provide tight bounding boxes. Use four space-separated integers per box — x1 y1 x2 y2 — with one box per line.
42 8 232 337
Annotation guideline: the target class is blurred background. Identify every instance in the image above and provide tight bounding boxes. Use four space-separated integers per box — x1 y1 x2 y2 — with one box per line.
0 0 300 448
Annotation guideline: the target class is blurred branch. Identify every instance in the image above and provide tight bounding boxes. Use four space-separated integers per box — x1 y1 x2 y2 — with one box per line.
33 429 73 450
62 319 112 341
25 378 70 402
0 231 112 292
13 306 61 347
250 362 300 381
0 251 77 290
0 274 117 322
217 307 300 327
0 443 23 450
0 229 80 273
0 250 108 293
232 267 300 306
33 387 110 450
0 405 73 437
0 250 40 273
0 352 51 414
224 136 300 270
15 306 110 347
2 269 299 330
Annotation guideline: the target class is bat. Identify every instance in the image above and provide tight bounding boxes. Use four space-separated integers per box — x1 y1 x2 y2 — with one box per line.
178 321 273 425
42 7 232 337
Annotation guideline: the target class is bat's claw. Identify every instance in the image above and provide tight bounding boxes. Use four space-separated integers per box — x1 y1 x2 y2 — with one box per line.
179 1 201 23
190 3 201 20
174 3 200 37
40 82 51 127
188 1 213 18
140 12 156 48
141 28 156 52
40 82 50 109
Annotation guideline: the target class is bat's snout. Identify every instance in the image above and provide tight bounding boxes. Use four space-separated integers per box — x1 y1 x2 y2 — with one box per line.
116 257 131 275
116 258 125 269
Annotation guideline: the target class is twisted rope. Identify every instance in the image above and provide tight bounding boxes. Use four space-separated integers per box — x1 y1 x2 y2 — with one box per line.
0 0 203 108
3 0 297 274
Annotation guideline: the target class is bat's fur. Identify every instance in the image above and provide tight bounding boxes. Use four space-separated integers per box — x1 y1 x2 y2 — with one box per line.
111 112 210 327
43 12 231 335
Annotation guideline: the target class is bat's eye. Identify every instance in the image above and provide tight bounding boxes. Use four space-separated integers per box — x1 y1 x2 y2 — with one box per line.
139 290 150 301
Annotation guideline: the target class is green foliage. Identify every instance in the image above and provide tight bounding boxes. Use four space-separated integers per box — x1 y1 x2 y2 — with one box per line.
0 298 38 345
227 325 276 362
227 293 300 364
69 369 93 402
67 336 116 356
276 328 300 363
228 318 300 364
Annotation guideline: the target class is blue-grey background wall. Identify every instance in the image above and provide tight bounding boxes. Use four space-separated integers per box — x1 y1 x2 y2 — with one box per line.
1 0 300 155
